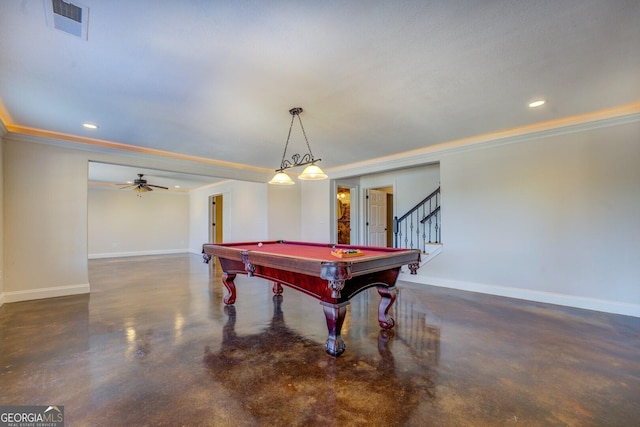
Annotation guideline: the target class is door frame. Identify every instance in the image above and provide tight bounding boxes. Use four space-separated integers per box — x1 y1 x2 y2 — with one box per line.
363 183 395 247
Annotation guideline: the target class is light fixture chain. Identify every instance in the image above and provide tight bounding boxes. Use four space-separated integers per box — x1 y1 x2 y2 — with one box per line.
279 113 297 169
296 113 315 159
272 107 325 179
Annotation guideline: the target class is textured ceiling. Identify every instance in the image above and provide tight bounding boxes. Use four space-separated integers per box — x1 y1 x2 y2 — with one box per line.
1 0 639 185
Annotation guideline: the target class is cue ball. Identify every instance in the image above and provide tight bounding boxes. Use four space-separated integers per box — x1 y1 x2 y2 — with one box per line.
258 242 263 247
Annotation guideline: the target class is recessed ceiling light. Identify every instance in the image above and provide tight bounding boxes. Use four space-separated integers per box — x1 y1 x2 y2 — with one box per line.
528 99 546 108
174 185 181 189
83 123 99 129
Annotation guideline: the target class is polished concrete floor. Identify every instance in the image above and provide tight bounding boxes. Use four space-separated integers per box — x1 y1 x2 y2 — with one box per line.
1 254 639 426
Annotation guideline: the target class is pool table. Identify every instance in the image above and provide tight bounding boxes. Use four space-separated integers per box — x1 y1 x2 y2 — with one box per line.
202 240 421 357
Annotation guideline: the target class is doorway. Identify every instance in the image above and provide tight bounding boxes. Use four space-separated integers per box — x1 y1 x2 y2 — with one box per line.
334 182 359 245
337 186 352 244
209 194 223 244
366 186 393 247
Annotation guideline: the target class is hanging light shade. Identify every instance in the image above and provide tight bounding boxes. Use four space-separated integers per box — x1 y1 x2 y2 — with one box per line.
268 172 295 185
299 163 327 180
269 107 328 184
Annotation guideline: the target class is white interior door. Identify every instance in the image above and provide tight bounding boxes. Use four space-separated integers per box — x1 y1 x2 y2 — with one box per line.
367 189 387 246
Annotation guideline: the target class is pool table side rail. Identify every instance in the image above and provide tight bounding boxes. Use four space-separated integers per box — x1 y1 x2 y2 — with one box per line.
202 243 421 279
204 240 419 255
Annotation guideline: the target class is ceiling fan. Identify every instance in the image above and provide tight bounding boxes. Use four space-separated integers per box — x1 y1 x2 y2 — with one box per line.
119 174 168 194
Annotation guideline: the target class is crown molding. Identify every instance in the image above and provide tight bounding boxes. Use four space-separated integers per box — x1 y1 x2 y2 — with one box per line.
4 124 271 173
3 124 275 183
328 103 640 179
3 103 639 182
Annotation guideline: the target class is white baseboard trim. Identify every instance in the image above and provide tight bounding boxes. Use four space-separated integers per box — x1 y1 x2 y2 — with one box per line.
398 273 640 318
88 249 189 259
2 283 90 304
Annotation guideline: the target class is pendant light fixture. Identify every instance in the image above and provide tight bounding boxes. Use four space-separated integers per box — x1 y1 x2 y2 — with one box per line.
268 107 327 185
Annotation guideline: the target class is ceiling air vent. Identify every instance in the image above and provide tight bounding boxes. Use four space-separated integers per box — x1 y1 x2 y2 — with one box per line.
45 0 90 40
53 0 82 22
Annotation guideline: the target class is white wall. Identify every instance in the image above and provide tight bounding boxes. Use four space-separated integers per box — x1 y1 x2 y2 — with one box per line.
2 136 275 304
267 184 302 241
189 180 270 253
2 135 269 303
305 118 640 317
418 120 640 316
301 179 331 242
88 187 189 258
189 179 302 253
3 139 90 302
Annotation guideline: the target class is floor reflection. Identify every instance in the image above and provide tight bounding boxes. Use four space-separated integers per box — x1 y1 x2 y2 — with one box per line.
394 288 441 367
2 254 637 426
204 292 440 425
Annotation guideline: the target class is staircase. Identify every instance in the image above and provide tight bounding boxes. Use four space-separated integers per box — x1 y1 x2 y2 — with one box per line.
422 242 443 263
393 186 442 266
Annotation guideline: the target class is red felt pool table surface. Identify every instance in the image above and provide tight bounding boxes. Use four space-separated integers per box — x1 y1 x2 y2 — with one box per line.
214 240 409 262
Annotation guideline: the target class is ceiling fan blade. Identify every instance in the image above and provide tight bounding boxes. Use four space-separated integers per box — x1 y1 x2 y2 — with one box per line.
118 175 167 192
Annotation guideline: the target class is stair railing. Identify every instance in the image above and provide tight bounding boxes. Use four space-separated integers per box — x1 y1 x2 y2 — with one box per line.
393 186 440 252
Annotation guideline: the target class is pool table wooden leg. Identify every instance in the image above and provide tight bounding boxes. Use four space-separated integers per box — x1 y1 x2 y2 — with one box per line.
222 273 237 305
377 286 397 329
272 281 283 295
321 302 348 357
